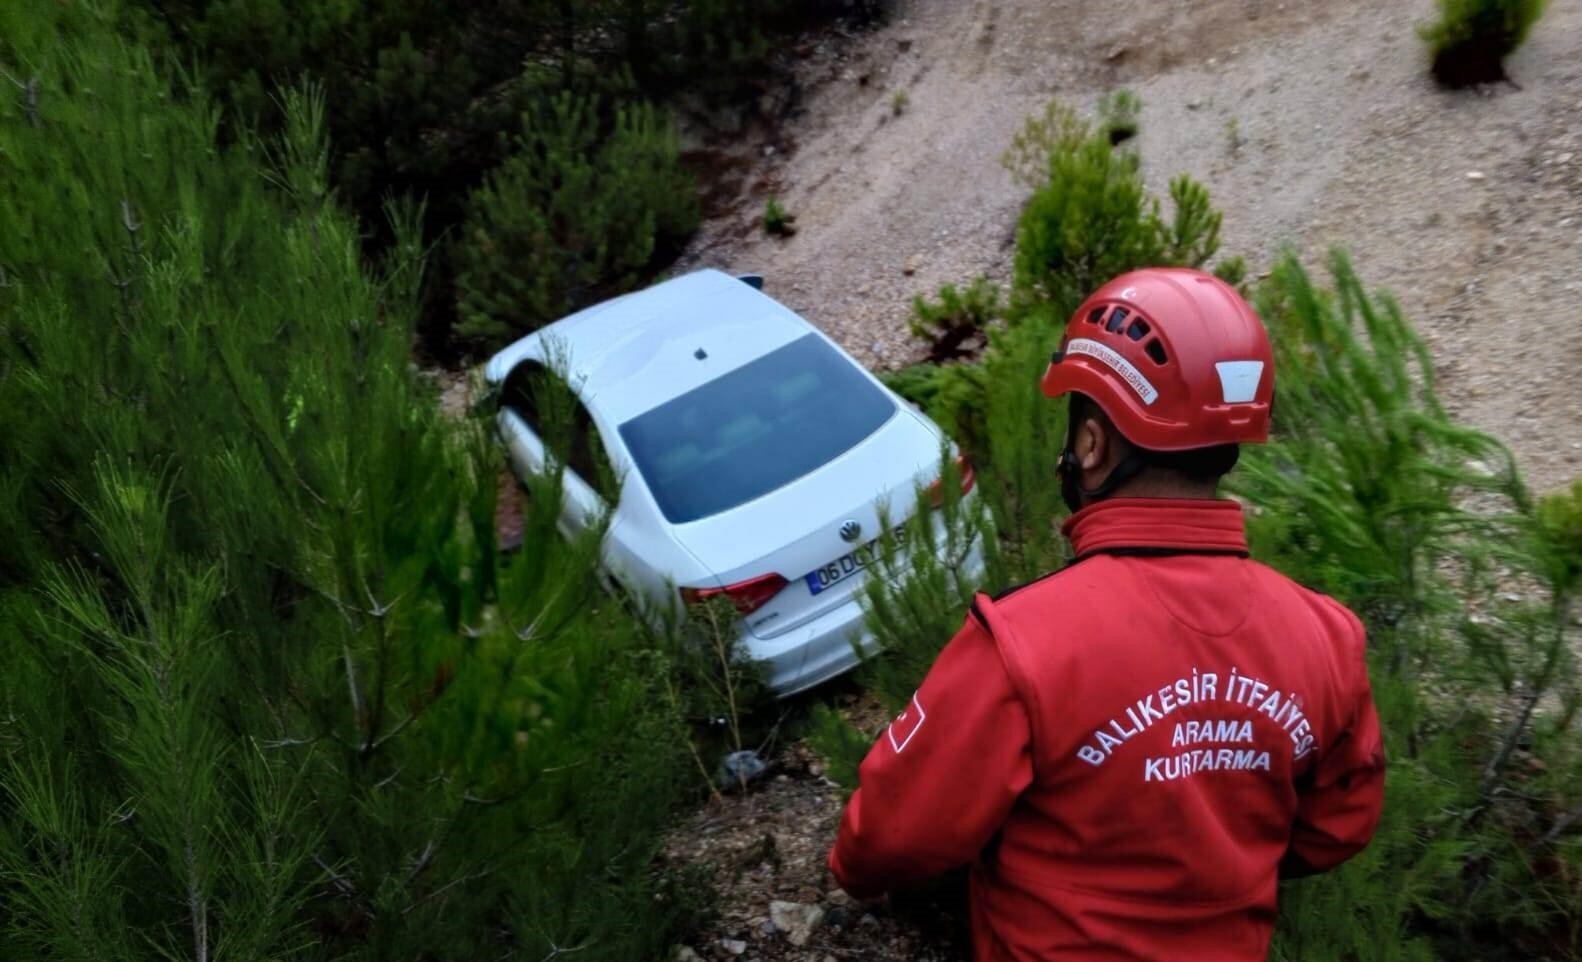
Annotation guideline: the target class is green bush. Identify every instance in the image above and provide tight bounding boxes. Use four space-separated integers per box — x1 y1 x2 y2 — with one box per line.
1536 480 1582 594
804 704 869 794
1006 98 1228 319
1420 0 1547 86
857 315 1068 705
1098 88 1141 145
908 276 1003 362
0 4 706 957
855 449 1006 709
453 92 698 347
763 194 796 236
129 0 890 354
1236 252 1579 958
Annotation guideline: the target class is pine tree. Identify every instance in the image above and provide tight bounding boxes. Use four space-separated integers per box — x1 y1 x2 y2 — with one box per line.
0 3 707 958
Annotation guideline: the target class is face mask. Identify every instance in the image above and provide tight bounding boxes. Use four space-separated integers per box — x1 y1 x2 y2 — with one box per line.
1058 447 1084 515
1059 400 1086 515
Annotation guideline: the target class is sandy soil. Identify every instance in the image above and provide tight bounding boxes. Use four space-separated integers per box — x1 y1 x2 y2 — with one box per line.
676 0 1582 492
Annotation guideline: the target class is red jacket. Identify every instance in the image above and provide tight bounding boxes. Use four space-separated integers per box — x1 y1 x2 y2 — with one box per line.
829 498 1385 961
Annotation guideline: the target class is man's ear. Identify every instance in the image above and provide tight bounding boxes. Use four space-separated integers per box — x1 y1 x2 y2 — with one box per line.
1076 417 1108 471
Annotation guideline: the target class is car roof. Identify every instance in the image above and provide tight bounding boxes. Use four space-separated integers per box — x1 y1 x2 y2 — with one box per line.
484 269 815 423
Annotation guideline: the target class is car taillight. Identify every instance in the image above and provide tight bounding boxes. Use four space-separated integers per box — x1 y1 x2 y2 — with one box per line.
926 453 976 507
680 573 789 615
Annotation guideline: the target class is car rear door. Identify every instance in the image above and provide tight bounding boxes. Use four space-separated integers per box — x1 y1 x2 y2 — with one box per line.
497 359 613 539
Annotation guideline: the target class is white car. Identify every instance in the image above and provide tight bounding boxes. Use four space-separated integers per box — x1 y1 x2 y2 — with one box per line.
484 269 981 695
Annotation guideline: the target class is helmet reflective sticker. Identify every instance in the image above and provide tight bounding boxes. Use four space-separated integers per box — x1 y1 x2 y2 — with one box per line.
1066 338 1159 405
1214 361 1265 403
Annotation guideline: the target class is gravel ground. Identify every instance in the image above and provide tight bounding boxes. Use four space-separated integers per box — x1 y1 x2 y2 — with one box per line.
662 696 973 962
676 0 1582 492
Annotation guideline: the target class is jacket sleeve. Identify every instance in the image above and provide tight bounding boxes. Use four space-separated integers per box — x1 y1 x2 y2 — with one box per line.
1281 605 1387 879
828 606 1033 899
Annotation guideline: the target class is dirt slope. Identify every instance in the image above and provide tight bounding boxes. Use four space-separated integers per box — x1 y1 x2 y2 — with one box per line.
678 0 1582 491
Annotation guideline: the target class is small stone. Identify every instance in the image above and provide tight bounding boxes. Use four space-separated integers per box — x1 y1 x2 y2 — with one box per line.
716 749 768 791
903 253 922 275
677 949 703 962
720 938 747 956
1465 170 1486 181
763 145 776 157
826 887 854 907
1558 152 1575 164
1502 593 1522 603
770 901 826 947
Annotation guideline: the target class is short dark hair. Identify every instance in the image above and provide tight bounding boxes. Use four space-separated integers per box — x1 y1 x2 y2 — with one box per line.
1068 393 1239 482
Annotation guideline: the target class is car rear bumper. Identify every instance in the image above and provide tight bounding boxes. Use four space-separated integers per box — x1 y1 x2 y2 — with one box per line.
748 539 988 696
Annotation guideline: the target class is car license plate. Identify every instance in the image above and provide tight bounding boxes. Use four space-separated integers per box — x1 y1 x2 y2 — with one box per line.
804 526 904 595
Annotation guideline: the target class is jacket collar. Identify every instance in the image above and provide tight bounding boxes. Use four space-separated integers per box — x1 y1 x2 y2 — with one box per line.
1061 497 1249 559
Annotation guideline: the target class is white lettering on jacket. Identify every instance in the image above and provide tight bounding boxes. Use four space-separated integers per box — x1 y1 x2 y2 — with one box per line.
1074 666 1318 780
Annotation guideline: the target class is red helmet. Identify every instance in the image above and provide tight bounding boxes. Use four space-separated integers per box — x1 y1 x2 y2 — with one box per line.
1040 267 1274 450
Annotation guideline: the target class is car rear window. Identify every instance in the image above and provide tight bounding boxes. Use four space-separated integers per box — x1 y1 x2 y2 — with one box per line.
618 334 896 524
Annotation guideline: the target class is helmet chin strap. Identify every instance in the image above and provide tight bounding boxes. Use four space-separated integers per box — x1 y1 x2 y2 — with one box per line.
1059 447 1151 514
1059 409 1152 513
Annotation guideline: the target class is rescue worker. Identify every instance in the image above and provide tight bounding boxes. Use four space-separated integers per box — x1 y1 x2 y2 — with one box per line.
828 268 1386 961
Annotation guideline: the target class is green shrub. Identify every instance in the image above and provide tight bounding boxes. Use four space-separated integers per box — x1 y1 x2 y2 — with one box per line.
1006 98 1227 318
1098 88 1141 145
804 704 869 794
1237 252 1580 958
763 194 796 236
855 449 1006 708
0 5 705 957
857 316 1069 704
453 92 698 348
1535 480 1582 594
908 276 1003 361
1420 0 1547 86
129 0 890 354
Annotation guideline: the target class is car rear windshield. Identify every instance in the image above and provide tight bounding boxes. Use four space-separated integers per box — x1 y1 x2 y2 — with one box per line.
618 333 897 524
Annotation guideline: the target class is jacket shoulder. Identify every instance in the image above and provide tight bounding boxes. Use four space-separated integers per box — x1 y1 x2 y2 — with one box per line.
1246 562 1369 657
1250 562 1365 627
985 554 1118 606
971 555 1125 641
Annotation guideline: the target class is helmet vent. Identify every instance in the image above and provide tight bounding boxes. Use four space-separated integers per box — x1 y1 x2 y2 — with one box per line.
1086 306 1107 324
1125 319 1150 341
1144 339 1169 365
1105 307 1130 333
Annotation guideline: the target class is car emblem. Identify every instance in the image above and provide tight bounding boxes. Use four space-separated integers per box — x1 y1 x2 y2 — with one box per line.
839 520 862 542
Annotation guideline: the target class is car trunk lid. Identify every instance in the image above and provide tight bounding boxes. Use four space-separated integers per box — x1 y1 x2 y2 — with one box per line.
671 410 946 640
